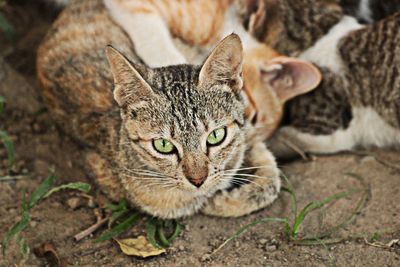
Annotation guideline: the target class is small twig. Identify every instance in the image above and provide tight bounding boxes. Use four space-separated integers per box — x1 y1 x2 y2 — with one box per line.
0 174 29 181
276 136 309 160
73 216 109 242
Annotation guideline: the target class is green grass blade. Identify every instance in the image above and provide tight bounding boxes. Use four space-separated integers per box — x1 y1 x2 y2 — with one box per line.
168 221 182 242
0 130 15 168
16 234 29 255
2 210 30 256
157 226 170 247
281 173 298 217
43 182 91 198
28 172 57 209
146 218 162 249
0 12 15 41
94 212 141 243
0 95 5 114
212 217 288 255
292 188 362 238
108 209 130 228
105 199 128 212
306 186 369 240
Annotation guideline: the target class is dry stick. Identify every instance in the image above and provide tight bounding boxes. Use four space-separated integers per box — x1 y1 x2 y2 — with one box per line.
0 175 29 181
276 136 309 160
74 216 110 242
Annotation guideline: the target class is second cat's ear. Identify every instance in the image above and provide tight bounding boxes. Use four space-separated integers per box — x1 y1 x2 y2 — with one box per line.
199 33 244 92
105 46 154 107
260 57 322 102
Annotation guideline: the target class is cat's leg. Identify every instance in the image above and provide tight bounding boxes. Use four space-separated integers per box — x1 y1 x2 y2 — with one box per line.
201 142 281 217
84 151 125 201
104 0 186 67
267 126 357 160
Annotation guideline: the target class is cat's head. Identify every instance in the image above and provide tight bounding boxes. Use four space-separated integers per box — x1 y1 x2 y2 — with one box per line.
242 44 322 140
235 0 343 54
106 34 250 199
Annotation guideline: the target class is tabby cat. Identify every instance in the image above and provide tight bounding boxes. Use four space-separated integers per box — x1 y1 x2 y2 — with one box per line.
340 0 400 23
37 0 321 218
241 0 400 158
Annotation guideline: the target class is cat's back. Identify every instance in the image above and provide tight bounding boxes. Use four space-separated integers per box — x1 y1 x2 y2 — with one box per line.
338 12 400 127
37 0 137 145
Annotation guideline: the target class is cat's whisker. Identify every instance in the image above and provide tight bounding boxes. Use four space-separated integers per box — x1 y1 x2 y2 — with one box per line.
224 165 275 173
124 167 178 180
122 168 170 178
223 173 273 180
219 177 264 189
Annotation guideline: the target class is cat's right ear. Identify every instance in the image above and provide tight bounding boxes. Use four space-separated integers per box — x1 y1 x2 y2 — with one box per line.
105 46 154 107
199 33 244 92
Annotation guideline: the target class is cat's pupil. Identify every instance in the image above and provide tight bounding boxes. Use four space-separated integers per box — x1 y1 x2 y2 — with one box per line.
162 140 166 147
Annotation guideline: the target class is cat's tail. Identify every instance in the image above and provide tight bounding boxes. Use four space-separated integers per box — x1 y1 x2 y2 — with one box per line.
36 0 139 146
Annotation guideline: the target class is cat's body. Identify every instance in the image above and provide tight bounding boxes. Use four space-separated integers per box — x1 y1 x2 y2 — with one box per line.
243 0 400 158
340 0 400 23
37 0 322 218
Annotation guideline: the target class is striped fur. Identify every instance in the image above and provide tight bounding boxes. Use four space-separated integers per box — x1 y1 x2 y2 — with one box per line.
246 1 400 157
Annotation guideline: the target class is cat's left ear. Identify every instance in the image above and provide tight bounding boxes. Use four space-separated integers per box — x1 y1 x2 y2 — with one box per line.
260 57 322 102
199 33 244 92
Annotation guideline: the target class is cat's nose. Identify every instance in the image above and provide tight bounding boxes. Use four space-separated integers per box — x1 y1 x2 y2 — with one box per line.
187 176 207 188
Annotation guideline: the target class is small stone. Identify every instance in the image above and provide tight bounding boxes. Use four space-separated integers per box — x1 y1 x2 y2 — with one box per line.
178 245 185 251
234 241 240 248
360 156 375 163
67 197 82 210
271 239 279 245
201 254 212 262
29 220 38 228
264 245 277 252
32 123 41 132
259 238 268 245
87 198 96 208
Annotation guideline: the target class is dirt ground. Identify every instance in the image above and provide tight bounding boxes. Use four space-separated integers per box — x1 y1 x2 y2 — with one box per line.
0 2 399 266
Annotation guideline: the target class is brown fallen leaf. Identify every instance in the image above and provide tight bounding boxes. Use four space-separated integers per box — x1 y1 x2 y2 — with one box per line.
115 236 166 258
34 242 67 267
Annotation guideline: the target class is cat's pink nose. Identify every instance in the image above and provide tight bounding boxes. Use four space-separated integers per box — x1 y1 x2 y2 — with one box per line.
187 176 207 188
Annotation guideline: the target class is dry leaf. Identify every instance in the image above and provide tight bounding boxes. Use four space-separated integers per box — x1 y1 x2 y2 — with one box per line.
34 242 66 267
115 236 166 258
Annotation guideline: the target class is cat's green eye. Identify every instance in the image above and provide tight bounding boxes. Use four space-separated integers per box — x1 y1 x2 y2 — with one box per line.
153 139 175 154
207 128 226 146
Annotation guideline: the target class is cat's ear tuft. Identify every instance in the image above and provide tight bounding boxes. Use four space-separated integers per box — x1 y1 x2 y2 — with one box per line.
199 33 244 92
260 57 322 102
105 46 154 107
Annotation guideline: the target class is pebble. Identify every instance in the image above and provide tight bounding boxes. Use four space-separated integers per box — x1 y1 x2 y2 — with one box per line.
67 197 82 210
271 238 279 245
29 220 38 228
259 238 268 245
200 253 212 262
178 245 185 251
360 156 375 163
264 245 277 252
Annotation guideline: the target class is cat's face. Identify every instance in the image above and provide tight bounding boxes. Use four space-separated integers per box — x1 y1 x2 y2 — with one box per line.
107 34 250 196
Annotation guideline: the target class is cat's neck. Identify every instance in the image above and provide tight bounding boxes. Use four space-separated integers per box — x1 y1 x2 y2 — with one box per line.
299 16 364 74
